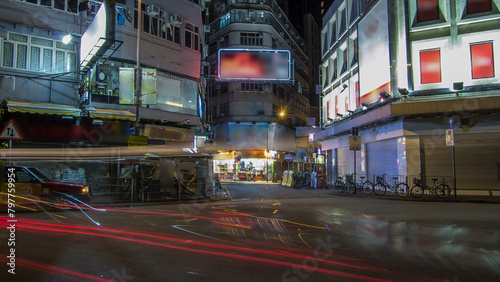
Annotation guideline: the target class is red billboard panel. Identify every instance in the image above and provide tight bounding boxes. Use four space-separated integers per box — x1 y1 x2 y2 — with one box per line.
217 49 291 81
470 43 494 79
420 49 442 84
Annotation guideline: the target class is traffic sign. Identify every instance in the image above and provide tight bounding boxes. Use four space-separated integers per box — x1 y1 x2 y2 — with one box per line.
446 129 454 146
449 117 454 129
0 120 23 140
208 130 215 140
349 135 361 151
284 154 293 162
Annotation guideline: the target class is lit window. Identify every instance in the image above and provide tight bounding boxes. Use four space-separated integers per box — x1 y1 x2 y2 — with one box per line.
419 49 441 84
467 0 492 14
334 96 338 116
470 43 494 79
417 0 439 22
355 81 360 107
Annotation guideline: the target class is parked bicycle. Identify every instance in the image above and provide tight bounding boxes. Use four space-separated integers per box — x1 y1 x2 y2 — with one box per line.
345 174 374 195
410 176 451 198
372 174 409 197
332 176 346 193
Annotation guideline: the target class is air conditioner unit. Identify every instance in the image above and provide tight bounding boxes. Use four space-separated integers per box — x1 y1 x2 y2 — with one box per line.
146 5 160 17
170 14 183 25
204 25 210 33
220 113 226 117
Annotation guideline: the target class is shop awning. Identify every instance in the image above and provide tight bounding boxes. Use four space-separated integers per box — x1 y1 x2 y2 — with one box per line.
7 101 81 117
89 108 136 121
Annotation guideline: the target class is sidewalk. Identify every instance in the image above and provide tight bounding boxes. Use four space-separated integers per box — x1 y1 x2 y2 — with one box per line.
290 185 500 204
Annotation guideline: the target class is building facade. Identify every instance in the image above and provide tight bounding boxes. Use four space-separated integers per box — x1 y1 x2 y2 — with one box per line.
317 0 500 193
206 0 311 180
0 0 205 150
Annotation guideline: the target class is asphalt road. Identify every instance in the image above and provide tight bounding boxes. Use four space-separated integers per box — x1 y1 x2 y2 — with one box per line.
2 182 500 281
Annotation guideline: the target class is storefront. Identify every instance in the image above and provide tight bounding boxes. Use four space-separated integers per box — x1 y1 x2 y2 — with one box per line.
213 150 277 181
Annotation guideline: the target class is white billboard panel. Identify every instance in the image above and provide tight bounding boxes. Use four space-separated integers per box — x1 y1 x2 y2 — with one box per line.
80 4 107 68
358 0 391 105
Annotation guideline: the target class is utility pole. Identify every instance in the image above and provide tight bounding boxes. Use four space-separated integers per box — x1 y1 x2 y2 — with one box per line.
133 0 142 203
135 0 142 136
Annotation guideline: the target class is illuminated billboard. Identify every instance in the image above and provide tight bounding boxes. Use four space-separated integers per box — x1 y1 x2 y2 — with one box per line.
358 0 391 104
80 2 115 69
217 49 291 81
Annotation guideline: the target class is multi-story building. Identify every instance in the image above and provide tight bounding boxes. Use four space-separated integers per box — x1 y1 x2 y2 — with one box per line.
206 0 310 180
0 0 205 150
316 0 500 193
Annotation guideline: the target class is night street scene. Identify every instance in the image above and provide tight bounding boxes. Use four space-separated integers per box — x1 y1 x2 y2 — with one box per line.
1 0 500 281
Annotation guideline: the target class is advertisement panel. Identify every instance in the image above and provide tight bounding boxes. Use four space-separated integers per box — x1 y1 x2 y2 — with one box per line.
218 49 291 81
119 68 157 105
80 4 107 67
213 122 294 152
358 0 391 105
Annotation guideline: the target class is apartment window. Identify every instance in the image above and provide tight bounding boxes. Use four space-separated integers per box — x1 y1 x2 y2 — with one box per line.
323 65 329 87
322 31 329 54
220 103 229 116
470 42 494 79
18 0 79 13
350 0 359 24
241 83 263 91
332 57 338 82
134 3 180 45
334 95 338 115
240 33 263 46
341 48 348 73
330 21 336 45
355 81 360 107
419 49 441 84
185 22 199 51
339 8 347 34
348 35 359 67
220 13 231 29
467 0 492 14
2 32 76 75
417 0 439 22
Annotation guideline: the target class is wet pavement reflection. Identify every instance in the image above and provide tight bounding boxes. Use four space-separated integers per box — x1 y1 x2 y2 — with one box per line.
2 183 500 281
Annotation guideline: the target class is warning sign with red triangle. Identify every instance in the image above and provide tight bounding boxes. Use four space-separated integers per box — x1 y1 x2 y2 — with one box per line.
0 119 23 140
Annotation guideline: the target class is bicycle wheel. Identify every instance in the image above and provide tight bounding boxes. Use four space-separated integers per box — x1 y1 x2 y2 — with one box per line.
345 182 356 194
435 184 451 198
395 183 409 197
373 183 386 195
362 181 373 195
411 185 424 198
334 181 344 193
